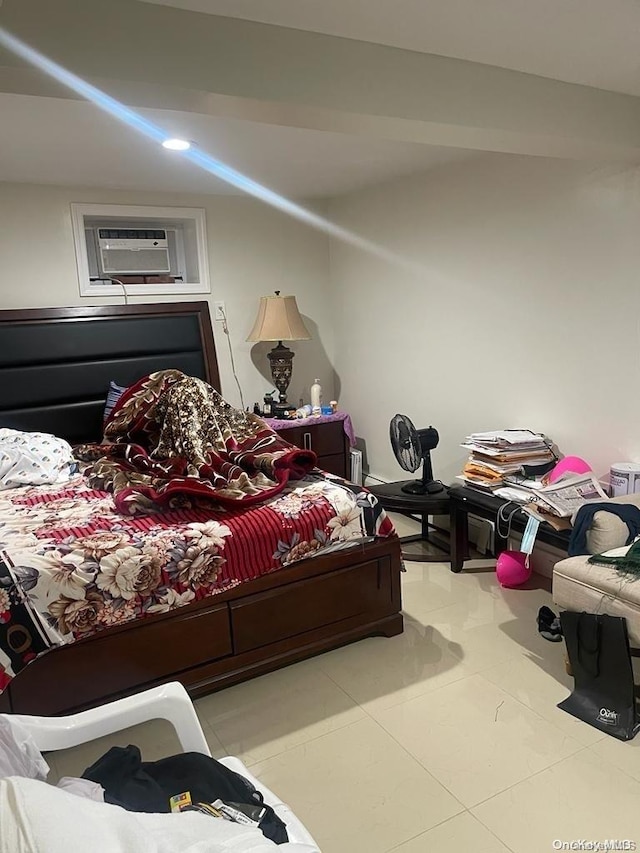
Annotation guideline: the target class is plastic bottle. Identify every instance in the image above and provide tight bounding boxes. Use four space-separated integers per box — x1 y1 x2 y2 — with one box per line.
310 378 322 413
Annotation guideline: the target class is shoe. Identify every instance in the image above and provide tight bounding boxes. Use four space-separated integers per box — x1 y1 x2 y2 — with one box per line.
537 605 556 627
537 607 563 642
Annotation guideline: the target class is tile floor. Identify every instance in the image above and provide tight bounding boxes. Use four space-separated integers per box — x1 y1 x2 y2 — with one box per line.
46 513 640 852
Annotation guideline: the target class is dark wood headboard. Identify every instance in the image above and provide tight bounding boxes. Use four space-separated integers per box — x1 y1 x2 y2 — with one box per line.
0 302 220 444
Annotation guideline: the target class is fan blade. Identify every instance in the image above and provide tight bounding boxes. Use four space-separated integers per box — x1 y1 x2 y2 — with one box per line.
390 413 422 473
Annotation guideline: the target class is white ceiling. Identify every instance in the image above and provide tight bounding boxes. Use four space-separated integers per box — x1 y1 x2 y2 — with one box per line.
3 1 638 198
141 0 640 96
0 93 474 197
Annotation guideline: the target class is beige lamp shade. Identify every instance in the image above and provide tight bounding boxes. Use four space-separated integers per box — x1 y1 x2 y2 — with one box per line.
246 293 311 342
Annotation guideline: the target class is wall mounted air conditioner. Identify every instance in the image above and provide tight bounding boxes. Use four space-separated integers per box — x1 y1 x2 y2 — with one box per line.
97 228 171 275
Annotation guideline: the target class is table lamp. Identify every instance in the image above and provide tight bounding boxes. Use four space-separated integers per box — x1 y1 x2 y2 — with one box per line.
247 291 311 417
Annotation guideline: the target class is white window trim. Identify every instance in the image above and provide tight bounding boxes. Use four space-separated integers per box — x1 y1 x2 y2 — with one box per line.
70 203 211 297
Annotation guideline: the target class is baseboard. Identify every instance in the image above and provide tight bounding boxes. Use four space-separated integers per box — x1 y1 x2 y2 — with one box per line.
365 473 390 485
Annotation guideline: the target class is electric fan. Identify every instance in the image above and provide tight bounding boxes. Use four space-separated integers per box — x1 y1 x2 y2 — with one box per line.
390 414 444 495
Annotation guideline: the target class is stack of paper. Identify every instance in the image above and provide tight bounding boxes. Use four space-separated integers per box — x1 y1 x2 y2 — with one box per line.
458 430 555 493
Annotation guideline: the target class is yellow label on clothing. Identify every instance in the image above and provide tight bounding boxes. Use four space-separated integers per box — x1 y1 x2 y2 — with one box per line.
169 791 192 812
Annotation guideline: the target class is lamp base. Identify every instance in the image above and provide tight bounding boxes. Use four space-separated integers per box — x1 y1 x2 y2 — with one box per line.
268 341 295 409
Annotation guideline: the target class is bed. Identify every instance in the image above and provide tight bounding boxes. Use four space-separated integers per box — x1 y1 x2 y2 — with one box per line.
0 302 403 715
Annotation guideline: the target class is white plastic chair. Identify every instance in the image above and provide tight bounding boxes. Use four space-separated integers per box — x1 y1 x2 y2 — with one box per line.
4 682 318 850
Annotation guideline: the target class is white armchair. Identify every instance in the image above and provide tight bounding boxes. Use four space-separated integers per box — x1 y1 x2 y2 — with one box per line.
4 682 318 850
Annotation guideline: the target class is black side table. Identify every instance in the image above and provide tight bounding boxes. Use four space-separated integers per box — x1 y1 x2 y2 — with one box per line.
449 484 570 573
368 481 450 562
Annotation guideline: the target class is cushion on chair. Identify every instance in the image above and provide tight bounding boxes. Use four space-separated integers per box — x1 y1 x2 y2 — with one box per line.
0 776 317 853
553 555 640 646
585 493 640 554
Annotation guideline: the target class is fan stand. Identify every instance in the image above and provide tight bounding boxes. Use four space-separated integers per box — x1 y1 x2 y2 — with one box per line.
401 453 445 496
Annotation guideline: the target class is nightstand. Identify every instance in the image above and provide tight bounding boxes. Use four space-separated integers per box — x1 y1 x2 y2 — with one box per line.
270 417 351 478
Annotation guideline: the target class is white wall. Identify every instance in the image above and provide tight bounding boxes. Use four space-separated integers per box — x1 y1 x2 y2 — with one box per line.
327 154 640 484
0 182 334 409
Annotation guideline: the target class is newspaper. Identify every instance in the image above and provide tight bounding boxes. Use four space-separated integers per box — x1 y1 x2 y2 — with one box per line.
530 473 608 518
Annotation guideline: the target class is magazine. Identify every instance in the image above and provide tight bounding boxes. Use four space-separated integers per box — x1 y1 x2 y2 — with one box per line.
530 473 608 518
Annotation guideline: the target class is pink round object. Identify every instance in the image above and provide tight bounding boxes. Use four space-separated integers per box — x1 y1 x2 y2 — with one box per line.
496 550 531 588
547 455 592 483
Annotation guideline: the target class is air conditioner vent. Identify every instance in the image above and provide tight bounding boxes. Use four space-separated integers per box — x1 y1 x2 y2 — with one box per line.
98 229 170 274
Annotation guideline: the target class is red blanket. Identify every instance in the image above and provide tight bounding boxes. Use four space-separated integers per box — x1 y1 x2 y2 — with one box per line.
77 370 316 516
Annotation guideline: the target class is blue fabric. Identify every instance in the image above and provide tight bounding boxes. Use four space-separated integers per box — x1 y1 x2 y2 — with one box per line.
103 381 127 424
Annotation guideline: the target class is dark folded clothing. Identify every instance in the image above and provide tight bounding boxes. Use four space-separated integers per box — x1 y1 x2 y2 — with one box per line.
82 745 288 844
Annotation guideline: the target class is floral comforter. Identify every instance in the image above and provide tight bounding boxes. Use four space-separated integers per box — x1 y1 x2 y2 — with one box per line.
0 470 394 692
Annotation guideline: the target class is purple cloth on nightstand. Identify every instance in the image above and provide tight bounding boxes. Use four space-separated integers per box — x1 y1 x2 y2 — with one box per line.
265 411 356 447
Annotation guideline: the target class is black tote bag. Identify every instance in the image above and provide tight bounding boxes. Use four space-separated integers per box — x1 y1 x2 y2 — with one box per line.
558 611 639 741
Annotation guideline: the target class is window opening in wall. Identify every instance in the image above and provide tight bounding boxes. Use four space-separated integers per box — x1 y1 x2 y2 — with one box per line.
71 203 210 297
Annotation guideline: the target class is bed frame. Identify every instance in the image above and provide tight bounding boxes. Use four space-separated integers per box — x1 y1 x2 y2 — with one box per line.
0 302 402 715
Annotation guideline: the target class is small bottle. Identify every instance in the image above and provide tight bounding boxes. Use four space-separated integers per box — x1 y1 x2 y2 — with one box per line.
253 402 261 416
263 394 272 416
310 378 322 413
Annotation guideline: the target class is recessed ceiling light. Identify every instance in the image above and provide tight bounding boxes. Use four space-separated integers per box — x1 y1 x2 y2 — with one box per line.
162 138 191 151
